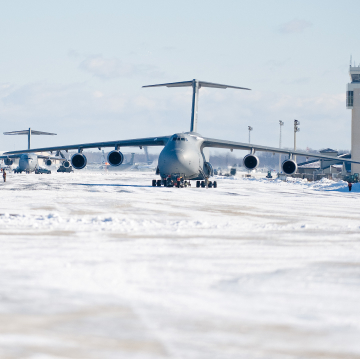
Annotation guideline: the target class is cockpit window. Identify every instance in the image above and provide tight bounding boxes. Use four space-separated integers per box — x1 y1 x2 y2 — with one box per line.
172 136 188 141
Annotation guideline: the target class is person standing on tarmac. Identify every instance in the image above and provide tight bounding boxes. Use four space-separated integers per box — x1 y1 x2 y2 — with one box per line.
3 170 6 182
348 182 352 192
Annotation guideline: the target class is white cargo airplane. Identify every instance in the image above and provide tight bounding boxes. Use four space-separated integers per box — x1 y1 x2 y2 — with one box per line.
0 128 64 173
5 80 360 187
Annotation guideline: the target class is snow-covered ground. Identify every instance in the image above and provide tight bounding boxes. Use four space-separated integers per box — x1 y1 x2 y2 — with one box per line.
0 171 360 358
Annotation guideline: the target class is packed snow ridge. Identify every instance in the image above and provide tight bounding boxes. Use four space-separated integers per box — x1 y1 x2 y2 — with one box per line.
0 172 360 358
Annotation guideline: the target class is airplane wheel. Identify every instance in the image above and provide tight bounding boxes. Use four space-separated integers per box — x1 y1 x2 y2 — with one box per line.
201 181 205 188
196 181 200 188
152 180 156 186
213 181 217 188
156 180 161 187
208 181 213 188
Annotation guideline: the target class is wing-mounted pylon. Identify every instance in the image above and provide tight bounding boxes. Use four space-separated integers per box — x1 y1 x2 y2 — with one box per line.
143 80 251 133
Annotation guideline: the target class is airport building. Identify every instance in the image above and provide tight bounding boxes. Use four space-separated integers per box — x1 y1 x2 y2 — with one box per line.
347 65 360 174
298 64 360 178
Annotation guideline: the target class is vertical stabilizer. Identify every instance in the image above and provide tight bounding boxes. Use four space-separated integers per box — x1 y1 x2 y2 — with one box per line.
129 153 135 165
144 146 151 164
143 80 250 133
190 80 200 132
28 128 31 149
4 129 57 150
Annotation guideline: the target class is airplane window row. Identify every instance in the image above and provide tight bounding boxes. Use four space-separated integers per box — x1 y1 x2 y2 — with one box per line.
172 137 188 141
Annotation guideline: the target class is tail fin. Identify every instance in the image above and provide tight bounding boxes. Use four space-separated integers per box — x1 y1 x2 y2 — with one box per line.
143 80 250 133
144 146 151 164
129 153 135 165
4 128 56 150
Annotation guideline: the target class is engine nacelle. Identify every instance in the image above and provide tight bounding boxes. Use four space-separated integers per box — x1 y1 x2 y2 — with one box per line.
71 153 87 169
62 160 71 168
243 154 259 170
282 159 297 174
107 150 124 166
45 159 52 166
4 158 13 166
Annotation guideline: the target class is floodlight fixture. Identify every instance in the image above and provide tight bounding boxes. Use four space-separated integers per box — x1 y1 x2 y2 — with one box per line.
248 126 253 143
293 119 301 162
279 120 284 172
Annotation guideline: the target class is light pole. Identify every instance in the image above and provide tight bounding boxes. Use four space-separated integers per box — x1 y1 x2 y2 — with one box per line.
279 120 284 172
248 126 253 144
294 119 300 162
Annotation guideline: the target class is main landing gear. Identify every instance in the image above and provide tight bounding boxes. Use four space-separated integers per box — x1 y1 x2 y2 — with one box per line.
196 180 217 188
152 178 191 188
151 178 217 188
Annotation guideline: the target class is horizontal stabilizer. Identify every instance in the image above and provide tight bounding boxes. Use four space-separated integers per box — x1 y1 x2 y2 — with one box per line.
143 79 251 91
4 130 56 136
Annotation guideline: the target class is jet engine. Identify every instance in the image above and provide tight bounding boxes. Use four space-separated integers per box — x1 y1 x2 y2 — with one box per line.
4 158 13 166
62 160 71 168
282 159 297 175
243 154 259 170
107 150 124 166
71 153 87 169
45 159 52 166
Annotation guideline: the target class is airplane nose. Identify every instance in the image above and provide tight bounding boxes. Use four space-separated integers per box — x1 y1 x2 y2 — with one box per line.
19 158 29 171
159 147 197 176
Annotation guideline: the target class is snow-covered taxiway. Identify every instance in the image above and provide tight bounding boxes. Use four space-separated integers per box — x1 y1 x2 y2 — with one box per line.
0 171 360 358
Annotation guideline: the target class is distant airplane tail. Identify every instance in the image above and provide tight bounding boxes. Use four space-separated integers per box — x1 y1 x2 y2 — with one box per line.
4 128 56 150
101 150 106 165
144 146 151 164
129 153 135 165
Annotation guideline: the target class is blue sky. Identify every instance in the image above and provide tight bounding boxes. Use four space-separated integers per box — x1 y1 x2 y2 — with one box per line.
1 0 359 153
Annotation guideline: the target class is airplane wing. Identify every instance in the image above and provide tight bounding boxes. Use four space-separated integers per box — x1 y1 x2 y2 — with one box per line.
36 155 68 161
201 137 360 164
4 135 171 155
0 155 22 159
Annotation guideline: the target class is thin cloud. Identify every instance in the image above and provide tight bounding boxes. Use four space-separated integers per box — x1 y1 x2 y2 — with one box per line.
279 19 312 34
79 55 164 80
0 81 349 150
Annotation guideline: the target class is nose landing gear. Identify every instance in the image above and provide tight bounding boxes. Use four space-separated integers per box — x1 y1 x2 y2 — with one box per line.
152 176 216 188
152 177 192 188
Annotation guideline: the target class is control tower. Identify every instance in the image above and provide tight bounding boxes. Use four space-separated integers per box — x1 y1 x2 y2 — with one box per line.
346 65 360 174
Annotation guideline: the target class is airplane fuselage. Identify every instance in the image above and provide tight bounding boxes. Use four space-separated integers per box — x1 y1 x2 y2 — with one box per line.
158 132 210 180
16 153 38 173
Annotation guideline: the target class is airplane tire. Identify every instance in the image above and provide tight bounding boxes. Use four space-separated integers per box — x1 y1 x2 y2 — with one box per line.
156 180 161 187
152 180 156 187
201 181 205 188
213 181 217 188
208 181 213 188
196 181 200 188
